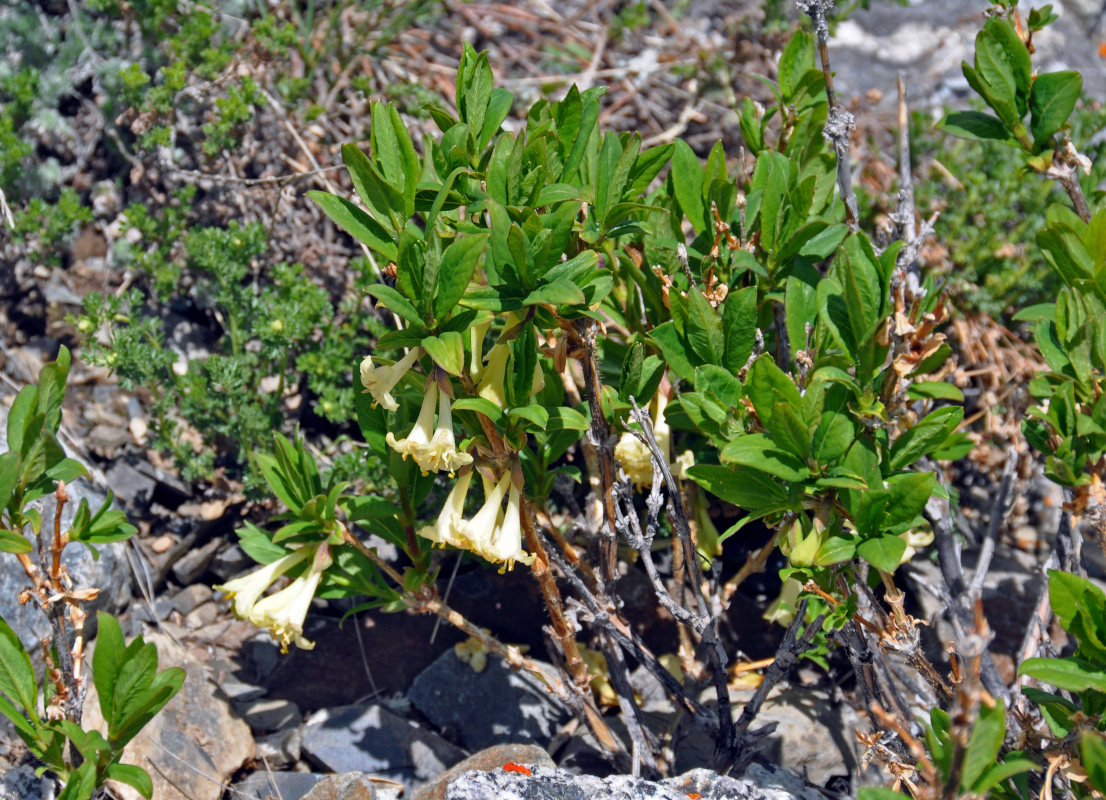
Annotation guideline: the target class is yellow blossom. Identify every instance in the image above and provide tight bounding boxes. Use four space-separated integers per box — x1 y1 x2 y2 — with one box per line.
386 381 437 465
477 342 510 408
418 470 473 549
471 482 535 572
214 546 312 621
249 544 332 653
360 349 419 411
412 388 473 476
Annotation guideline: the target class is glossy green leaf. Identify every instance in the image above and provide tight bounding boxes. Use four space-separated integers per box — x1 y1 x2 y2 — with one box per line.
422 332 464 376
434 235 488 322
1019 656 1106 693
963 698 1006 791
722 286 757 372
0 615 36 714
1030 71 1082 146
687 464 789 511
857 534 906 572
938 110 1015 143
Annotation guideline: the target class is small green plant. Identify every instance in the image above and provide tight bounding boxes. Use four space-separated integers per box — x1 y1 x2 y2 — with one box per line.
0 347 183 799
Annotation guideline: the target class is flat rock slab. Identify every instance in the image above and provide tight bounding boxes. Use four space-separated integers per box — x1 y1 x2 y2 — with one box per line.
302 702 465 793
233 771 327 800
446 764 831 800
413 743 556 800
409 650 570 751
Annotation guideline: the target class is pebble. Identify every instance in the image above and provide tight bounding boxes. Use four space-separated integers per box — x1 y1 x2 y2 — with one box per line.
238 697 303 734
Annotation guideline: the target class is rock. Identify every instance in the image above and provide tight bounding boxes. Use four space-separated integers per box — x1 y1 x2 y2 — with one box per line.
0 404 132 662
444 764 830 800
217 672 268 704
238 697 302 734
170 537 221 584
83 631 254 800
301 702 466 793
0 764 54 800
232 772 327 800
130 595 174 625
210 542 256 582
172 584 214 615
409 650 571 751
104 460 157 508
413 744 556 800
302 773 376 800
256 726 302 768
184 600 220 629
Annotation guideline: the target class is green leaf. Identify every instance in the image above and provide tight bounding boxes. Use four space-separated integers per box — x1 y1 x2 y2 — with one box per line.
452 397 503 422
341 143 404 234
906 381 964 402
306 187 398 258
883 472 937 527
963 698 1006 791
370 102 419 217
671 139 706 233
685 289 724 364
857 534 907 572
770 401 811 460
858 788 909 800
648 322 696 382
722 286 757 373
889 406 963 470
364 284 421 324
1019 656 1106 693
1081 733 1106 794
105 763 154 799
619 341 644 403
938 111 1015 143
546 406 590 430
434 235 487 322
93 611 126 725
972 756 1038 794
745 355 801 431
1030 71 1082 146
509 404 549 430
721 434 809 482
778 29 815 103
0 527 31 554
0 615 36 714
526 279 586 307
811 411 853 464
422 332 464 376
687 464 790 511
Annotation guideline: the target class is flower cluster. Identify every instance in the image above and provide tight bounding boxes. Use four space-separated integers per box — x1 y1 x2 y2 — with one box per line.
215 542 332 652
419 470 535 571
386 379 473 476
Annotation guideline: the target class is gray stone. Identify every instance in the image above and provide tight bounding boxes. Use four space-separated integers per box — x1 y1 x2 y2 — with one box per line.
104 460 157 507
210 542 256 582
409 650 571 751
413 744 556 800
256 726 302 768
0 404 133 662
444 764 831 800
172 584 214 615
83 631 254 800
301 702 466 794
0 765 54 800
238 697 302 734
302 772 376 800
183 600 220 629
232 772 327 800
219 673 268 704
131 595 174 624
170 537 221 584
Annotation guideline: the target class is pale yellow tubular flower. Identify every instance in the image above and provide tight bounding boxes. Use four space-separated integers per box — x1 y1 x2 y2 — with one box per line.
475 484 536 572
360 349 419 411
899 528 934 564
477 342 510 408
674 449 695 480
418 470 473 549
386 381 437 466
615 431 653 489
411 388 473 476
469 319 493 382
249 544 332 653
763 577 804 626
460 472 511 557
214 546 312 620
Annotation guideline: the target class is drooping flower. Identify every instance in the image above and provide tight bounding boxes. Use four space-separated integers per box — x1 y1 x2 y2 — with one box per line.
899 528 934 564
418 470 473 549
469 319 493 382
414 387 473 476
615 432 653 489
386 380 437 464
460 471 509 552
477 342 510 408
360 349 419 411
248 543 332 653
471 482 535 571
214 545 313 620
763 577 804 626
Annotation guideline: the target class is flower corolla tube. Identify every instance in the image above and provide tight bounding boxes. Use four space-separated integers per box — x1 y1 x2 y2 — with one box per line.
360 349 419 411
214 545 313 621
418 470 473 549
461 473 535 571
477 342 510 408
417 387 474 476
248 543 332 653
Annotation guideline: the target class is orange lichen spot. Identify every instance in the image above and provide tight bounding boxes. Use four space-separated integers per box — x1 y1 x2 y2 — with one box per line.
688 794 703 799
502 762 532 776
1099 41 1106 58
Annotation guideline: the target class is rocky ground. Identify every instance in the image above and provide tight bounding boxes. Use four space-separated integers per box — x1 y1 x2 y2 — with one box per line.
2 0 1106 799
